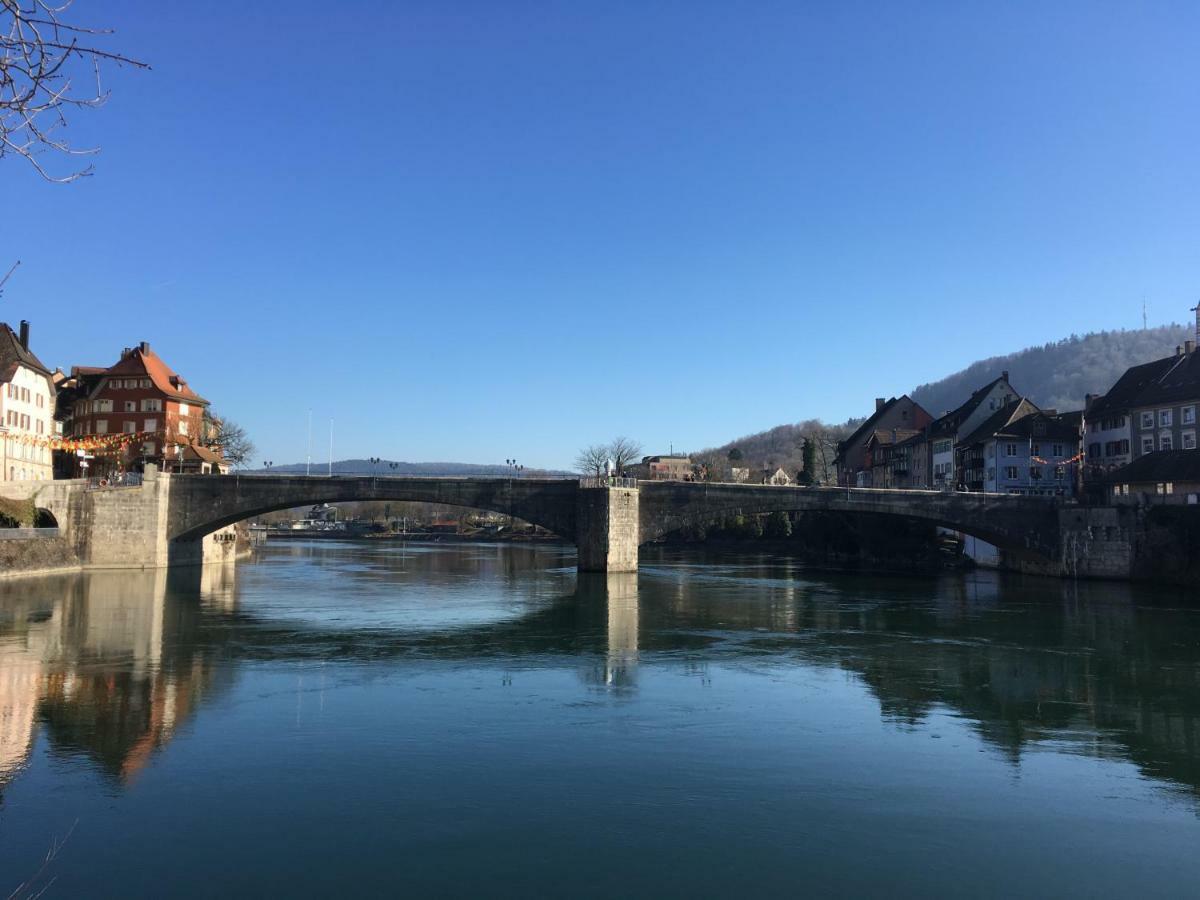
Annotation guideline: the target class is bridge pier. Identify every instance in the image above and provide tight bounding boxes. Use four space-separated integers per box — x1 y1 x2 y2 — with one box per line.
575 485 639 573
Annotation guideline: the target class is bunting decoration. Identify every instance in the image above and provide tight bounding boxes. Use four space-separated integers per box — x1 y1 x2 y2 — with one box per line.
4 430 163 456
1031 451 1084 466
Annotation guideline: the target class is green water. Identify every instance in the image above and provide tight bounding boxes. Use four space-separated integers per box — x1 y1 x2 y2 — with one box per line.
1 541 1198 897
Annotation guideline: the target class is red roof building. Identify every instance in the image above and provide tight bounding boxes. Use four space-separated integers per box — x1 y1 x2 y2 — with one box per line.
57 341 215 476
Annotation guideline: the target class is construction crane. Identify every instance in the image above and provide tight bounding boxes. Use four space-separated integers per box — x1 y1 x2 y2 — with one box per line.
0 260 19 300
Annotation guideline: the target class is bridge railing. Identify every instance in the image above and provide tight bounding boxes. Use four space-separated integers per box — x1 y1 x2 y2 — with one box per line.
86 473 144 491
579 476 638 489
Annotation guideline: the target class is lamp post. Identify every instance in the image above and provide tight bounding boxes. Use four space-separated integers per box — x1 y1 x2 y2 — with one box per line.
369 456 381 489
263 460 273 474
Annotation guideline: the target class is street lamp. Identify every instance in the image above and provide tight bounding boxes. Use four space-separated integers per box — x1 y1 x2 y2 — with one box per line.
263 460 273 474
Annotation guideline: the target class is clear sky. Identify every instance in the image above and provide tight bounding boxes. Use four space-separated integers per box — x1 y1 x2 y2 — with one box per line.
5 1 1198 469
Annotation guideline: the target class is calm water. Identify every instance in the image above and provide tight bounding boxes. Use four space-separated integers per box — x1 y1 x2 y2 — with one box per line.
2 541 1199 897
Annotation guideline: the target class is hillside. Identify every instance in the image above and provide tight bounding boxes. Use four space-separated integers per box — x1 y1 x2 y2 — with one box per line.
254 459 573 478
912 324 1192 416
699 324 1194 484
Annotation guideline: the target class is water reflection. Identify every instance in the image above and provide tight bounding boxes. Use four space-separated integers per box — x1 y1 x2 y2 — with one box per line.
0 567 236 788
1 542 1199 805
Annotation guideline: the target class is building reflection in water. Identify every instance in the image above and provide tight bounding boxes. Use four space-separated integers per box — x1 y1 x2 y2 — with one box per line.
3 541 1200 804
0 565 236 789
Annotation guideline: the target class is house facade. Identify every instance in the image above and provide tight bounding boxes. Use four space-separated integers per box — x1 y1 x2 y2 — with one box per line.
1085 339 1200 480
835 396 932 487
0 321 56 483
628 455 693 481
925 373 1019 490
1104 449 1200 506
56 342 214 477
956 399 1082 496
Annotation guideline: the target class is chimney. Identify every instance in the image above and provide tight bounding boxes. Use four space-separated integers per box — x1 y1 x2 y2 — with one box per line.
18 320 29 350
1085 393 1096 412
875 397 885 412
121 347 132 359
1002 370 1009 381
139 341 150 354
1177 345 1183 357
1187 340 1196 355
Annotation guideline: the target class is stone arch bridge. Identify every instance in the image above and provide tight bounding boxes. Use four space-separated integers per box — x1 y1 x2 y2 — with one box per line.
7 470 1126 577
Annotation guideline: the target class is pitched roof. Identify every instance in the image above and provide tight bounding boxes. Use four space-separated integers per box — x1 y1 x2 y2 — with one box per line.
837 396 929 460
929 374 1012 436
1086 354 1184 416
1103 450 1200 484
1127 351 1200 408
0 322 52 383
866 428 921 448
98 344 208 405
958 398 1039 447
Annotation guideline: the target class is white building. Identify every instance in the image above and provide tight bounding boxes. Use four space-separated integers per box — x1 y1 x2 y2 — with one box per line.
926 373 1019 489
0 321 55 483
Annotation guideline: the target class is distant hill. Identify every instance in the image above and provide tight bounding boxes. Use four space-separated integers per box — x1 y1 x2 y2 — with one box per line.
912 324 1193 416
698 324 1195 484
252 459 573 478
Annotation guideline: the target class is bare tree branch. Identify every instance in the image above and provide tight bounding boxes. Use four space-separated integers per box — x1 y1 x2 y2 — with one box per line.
2 0 149 182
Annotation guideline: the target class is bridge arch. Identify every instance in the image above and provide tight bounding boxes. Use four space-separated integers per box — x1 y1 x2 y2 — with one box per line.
636 482 1063 560
166 475 580 545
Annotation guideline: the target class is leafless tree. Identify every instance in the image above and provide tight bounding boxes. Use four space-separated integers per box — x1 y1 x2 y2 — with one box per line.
608 436 642 475
2 0 149 182
204 412 255 469
574 443 608 476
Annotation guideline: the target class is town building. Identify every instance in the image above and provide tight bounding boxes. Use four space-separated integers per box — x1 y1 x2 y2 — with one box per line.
55 341 218 477
1085 312 1200 480
925 373 1020 490
627 455 693 480
760 466 792 486
835 396 932 487
865 429 921 489
730 466 750 484
1104 449 1200 505
955 399 1083 496
0 321 56 483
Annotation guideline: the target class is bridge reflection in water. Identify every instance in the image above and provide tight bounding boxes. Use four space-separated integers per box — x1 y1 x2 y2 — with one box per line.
1 543 1199 803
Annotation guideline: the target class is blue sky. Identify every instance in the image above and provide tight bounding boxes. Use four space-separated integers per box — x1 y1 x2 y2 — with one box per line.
5 1 1198 469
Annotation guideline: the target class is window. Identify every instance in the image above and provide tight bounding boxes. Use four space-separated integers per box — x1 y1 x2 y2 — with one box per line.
144 418 157 432
141 378 151 389
1141 411 1154 429
1030 466 1042 480
35 395 43 408
1161 434 1173 451
124 401 136 412
1157 482 1174 495
1004 466 1019 480
178 401 190 415
1183 432 1196 450
123 421 137 434
1005 443 1018 457
1143 437 1154 454
1160 409 1173 427
1052 444 1064 457
141 398 162 412
178 419 189 436
36 420 43 434
1031 443 1041 457
95 399 112 413
1184 406 1196 425
987 468 996 482
96 419 108 434
142 441 156 455
1055 466 1066 480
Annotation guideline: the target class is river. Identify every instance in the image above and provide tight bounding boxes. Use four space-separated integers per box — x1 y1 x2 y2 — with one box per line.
1 541 1198 897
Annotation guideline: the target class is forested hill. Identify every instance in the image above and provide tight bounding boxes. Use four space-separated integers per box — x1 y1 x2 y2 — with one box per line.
912 324 1193 416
